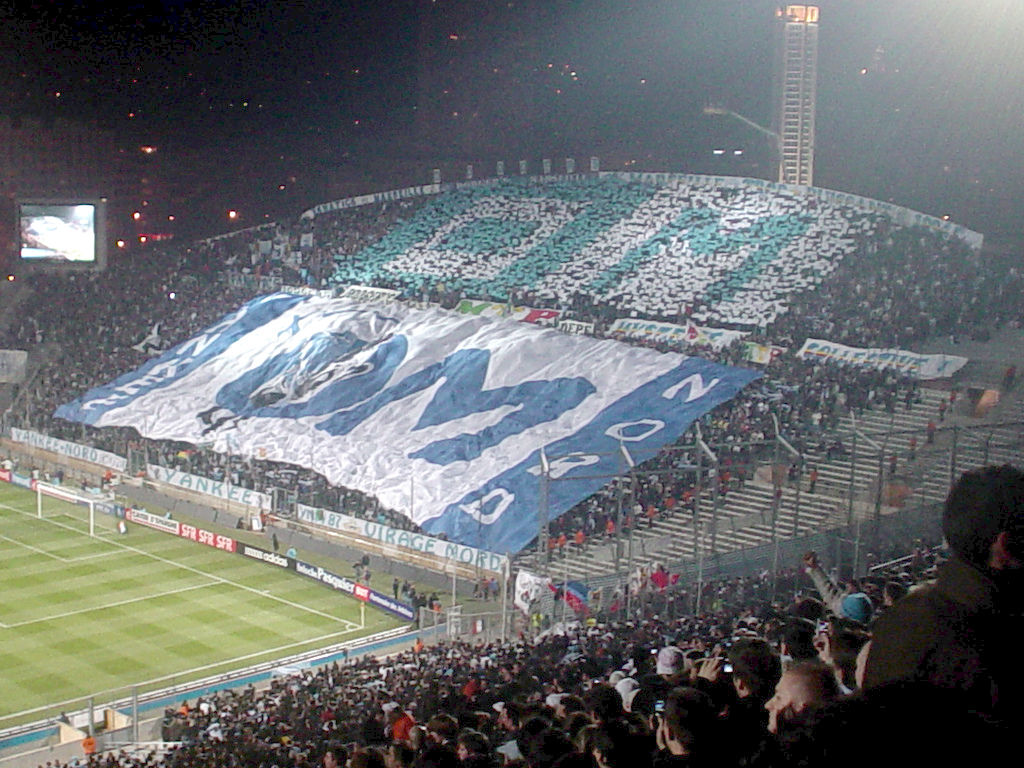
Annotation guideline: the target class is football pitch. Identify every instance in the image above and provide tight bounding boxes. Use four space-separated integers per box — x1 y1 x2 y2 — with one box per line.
0 483 403 727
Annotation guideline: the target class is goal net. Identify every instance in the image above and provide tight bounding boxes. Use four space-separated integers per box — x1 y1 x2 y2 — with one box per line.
36 482 117 537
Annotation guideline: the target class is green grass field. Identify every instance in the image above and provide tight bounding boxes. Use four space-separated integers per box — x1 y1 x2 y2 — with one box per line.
0 482 403 727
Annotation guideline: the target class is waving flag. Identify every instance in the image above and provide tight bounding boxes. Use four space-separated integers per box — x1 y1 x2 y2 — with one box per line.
552 580 590 615
514 570 552 614
56 293 760 554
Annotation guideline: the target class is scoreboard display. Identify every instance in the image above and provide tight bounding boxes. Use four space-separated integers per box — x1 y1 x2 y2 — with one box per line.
17 198 107 271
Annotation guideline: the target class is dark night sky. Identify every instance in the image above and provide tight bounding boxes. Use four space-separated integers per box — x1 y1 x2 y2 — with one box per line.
2 0 1023 238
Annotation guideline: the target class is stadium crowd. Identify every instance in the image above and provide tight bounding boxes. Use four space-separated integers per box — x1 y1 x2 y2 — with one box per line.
1 174 1021 549
32 464 1023 768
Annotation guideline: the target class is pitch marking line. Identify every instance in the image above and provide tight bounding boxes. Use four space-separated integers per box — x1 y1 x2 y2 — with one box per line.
0 501 362 631
0 581 222 629
0 533 120 564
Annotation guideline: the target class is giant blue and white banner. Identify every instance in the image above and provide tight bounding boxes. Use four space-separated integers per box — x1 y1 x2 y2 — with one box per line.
55 293 760 553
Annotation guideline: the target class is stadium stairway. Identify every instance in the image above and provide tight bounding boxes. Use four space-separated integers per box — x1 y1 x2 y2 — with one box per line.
513 386 1024 582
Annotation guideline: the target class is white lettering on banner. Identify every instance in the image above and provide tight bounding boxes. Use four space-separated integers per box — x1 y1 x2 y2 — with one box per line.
295 502 508 573
10 428 127 471
294 561 356 594
662 374 720 402
147 464 271 510
796 339 968 380
459 488 514 525
604 419 664 442
240 545 289 567
526 452 600 479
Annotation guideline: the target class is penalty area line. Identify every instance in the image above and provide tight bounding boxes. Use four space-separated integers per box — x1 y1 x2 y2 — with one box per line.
0 501 362 631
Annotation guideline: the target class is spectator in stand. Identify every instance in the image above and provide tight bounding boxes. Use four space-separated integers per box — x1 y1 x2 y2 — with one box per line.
764 660 840 735
652 687 718 768
863 464 1024 722
800 551 873 627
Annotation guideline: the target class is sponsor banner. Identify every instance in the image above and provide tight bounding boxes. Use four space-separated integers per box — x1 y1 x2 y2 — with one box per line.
455 298 561 326
740 341 786 365
608 318 746 350
339 285 401 304
797 338 968 379
291 557 416 621
0 468 11 483
10 428 127 472
0 349 28 384
146 465 272 511
179 522 236 552
558 319 595 336
294 559 356 594
238 543 292 568
11 472 33 489
126 507 181 535
297 503 508 574
57 294 760 553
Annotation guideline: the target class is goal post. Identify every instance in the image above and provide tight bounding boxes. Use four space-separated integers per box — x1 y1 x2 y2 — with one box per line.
36 481 100 537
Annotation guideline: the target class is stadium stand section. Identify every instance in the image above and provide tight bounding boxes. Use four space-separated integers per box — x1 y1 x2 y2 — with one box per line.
1 172 1021 571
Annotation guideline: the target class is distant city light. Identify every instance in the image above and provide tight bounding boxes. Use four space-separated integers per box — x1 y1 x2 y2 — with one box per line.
132 211 141 220
116 240 126 249
228 210 238 220
140 145 157 154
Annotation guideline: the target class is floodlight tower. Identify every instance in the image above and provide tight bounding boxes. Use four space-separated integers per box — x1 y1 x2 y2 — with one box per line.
774 5 819 186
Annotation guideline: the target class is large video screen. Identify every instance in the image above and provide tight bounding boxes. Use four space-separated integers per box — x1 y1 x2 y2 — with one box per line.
19 201 103 265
